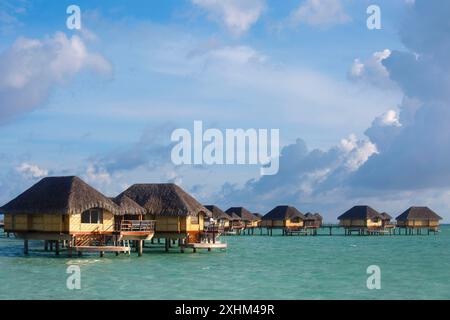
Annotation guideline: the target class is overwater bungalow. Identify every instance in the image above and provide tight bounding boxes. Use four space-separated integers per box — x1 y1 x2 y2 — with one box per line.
253 213 263 227
226 212 244 232
204 205 231 229
303 213 323 235
338 205 382 235
396 207 442 234
110 194 156 252
225 207 259 230
261 205 305 235
0 176 155 256
119 183 219 250
379 212 394 228
314 213 323 226
304 213 322 229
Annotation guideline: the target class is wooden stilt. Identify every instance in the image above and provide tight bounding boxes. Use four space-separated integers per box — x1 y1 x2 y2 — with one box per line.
44 240 48 251
68 241 73 258
180 241 185 253
24 240 29 255
165 238 169 252
55 241 60 256
138 240 143 257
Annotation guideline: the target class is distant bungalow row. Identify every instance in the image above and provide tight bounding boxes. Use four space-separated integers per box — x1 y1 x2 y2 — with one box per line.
207 204 442 236
0 176 443 257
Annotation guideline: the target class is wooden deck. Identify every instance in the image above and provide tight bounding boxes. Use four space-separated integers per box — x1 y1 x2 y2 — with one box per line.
284 228 309 236
76 245 131 257
182 242 227 252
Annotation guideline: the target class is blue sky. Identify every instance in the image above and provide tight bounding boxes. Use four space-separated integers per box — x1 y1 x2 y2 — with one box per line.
1 0 449 222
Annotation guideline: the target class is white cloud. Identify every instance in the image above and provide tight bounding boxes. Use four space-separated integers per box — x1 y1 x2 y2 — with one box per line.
290 0 351 27
0 32 112 124
373 110 401 127
192 0 265 36
340 135 378 171
84 164 111 187
353 1 450 192
206 45 267 64
16 162 48 179
349 49 395 89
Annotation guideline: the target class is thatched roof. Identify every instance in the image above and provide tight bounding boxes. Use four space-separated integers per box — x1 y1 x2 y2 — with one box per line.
396 207 442 221
379 212 392 221
119 183 208 217
228 212 242 221
111 194 146 216
225 207 258 221
0 176 119 215
304 212 317 221
253 213 263 219
204 205 231 220
263 205 305 221
338 206 380 220
313 213 323 220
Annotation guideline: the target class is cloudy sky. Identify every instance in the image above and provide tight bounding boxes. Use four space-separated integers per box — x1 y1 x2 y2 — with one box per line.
1 0 449 222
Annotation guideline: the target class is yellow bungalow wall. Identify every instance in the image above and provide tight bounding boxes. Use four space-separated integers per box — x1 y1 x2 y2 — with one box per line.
260 219 303 228
69 210 114 233
4 213 68 232
146 213 205 233
221 220 230 228
397 220 440 227
339 218 382 227
4 209 114 234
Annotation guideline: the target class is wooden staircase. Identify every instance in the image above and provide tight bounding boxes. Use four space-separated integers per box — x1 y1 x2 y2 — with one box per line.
74 233 111 247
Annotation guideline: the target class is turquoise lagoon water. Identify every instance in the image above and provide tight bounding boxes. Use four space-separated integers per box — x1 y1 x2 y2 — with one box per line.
0 226 449 300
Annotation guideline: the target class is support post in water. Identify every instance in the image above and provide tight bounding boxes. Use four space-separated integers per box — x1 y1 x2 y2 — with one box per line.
24 240 29 255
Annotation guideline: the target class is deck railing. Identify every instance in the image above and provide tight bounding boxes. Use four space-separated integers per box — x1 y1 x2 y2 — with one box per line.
204 224 224 233
120 220 156 232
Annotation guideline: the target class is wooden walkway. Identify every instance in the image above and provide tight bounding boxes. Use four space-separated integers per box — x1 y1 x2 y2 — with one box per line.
76 246 131 257
284 229 309 236
182 242 227 253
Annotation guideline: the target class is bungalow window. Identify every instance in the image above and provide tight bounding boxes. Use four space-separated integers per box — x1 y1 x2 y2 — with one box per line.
81 209 103 224
191 214 199 225
291 217 301 223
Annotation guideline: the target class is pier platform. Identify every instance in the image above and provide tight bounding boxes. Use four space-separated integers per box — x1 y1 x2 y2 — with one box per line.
76 246 131 256
182 242 227 252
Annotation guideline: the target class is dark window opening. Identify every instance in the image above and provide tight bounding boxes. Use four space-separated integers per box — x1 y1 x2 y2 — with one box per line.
81 209 103 224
